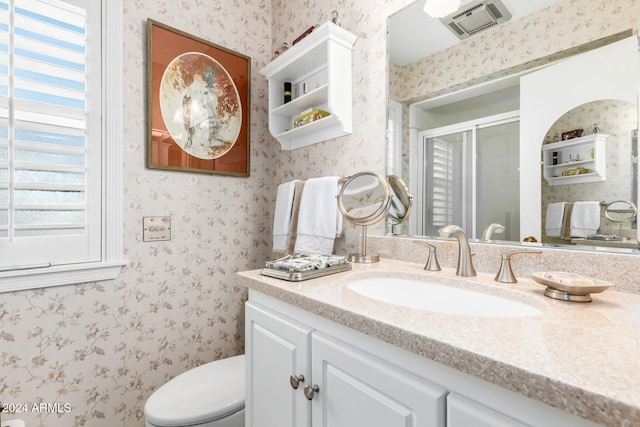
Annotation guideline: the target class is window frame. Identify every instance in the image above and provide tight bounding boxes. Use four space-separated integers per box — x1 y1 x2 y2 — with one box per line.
0 0 125 293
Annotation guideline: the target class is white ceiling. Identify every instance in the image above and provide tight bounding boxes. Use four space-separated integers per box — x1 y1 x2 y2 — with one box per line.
389 0 563 66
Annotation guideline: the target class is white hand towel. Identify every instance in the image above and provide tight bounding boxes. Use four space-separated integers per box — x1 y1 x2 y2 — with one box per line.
272 180 299 252
545 202 565 237
570 201 601 238
294 176 341 255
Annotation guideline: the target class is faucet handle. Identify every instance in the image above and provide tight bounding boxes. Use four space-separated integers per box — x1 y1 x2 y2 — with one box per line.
413 240 441 271
495 250 542 283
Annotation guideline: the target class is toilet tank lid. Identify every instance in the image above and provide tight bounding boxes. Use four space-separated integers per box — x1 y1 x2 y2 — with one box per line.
145 354 245 426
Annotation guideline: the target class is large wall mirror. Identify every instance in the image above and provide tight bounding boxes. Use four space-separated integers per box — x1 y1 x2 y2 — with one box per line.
387 0 640 254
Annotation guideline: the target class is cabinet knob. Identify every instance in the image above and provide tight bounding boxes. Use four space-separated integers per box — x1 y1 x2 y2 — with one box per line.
289 374 305 390
304 384 320 400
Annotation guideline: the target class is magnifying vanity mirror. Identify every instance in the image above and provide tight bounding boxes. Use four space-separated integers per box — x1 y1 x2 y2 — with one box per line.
605 200 638 223
603 200 638 244
338 172 391 263
387 0 639 254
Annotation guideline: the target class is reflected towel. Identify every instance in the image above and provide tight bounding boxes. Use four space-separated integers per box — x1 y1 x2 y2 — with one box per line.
560 202 574 240
570 201 601 238
294 176 341 255
545 202 565 237
272 180 299 252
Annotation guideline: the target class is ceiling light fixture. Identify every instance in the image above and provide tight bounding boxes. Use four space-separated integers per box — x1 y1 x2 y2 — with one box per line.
423 0 461 18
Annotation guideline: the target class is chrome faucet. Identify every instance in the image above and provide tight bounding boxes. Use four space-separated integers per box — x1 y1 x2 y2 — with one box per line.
438 225 476 277
482 223 505 241
413 240 441 271
494 250 542 283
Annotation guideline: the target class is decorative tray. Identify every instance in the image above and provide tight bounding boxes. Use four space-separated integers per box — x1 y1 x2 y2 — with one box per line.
261 263 351 281
530 271 614 302
261 255 351 282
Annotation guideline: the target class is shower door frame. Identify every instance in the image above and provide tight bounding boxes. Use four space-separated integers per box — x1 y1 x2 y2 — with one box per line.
410 111 520 238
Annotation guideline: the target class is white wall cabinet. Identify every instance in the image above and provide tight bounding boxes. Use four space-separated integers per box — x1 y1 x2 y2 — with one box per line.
259 22 356 150
541 134 608 185
246 292 601 427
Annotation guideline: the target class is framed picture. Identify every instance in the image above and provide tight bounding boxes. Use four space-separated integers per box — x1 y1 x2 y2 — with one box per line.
146 19 250 176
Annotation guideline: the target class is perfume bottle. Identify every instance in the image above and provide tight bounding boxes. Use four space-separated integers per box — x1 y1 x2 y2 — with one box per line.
283 82 292 103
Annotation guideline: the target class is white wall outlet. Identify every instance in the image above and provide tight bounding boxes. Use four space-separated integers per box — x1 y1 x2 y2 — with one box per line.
2 420 26 427
143 216 171 242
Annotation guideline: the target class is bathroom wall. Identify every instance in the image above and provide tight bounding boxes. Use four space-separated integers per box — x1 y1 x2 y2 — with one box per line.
542 100 638 242
273 0 639 254
269 0 415 255
0 1 273 426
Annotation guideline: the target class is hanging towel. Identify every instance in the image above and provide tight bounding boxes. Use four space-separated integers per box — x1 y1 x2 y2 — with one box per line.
294 176 341 255
545 202 565 237
272 180 300 252
570 201 601 238
285 180 306 255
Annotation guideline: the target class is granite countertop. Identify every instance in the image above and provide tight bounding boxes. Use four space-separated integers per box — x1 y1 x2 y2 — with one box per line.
237 259 640 427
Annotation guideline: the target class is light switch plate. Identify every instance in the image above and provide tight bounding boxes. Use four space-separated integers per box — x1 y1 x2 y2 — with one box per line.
143 216 171 242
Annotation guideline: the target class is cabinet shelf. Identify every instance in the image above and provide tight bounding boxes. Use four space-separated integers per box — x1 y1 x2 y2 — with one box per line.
272 85 328 117
260 22 357 150
541 133 608 185
544 159 592 170
275 114 339 139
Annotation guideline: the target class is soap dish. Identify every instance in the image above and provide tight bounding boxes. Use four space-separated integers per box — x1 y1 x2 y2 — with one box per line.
530 271 614 302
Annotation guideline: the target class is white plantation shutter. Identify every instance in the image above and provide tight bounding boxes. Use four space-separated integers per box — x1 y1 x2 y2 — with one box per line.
0 0 124 290
0 0 99 267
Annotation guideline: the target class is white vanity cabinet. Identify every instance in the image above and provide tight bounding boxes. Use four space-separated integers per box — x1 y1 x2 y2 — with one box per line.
245 300 447 427
311 332 446 426
259 22 356 150
245 301 312 427
541 133 608 185
245 291 603 427
447 393 528 427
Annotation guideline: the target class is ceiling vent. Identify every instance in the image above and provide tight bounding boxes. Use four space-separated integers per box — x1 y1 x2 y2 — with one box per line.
440 0 512 40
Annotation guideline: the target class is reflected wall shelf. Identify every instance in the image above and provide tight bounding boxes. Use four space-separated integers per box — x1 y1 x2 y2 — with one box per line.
259 22 357 150
542 134 608 185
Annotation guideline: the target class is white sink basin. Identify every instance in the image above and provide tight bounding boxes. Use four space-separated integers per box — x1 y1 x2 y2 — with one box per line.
347 277 542 317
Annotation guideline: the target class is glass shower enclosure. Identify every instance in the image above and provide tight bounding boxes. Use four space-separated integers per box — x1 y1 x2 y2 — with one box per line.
417 116 520 241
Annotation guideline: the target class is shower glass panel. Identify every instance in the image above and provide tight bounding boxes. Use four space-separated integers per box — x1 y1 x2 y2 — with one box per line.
476 121 520 240
420 116 520 240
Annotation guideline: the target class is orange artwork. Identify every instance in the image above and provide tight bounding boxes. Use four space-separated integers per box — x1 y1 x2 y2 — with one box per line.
146 19 250 176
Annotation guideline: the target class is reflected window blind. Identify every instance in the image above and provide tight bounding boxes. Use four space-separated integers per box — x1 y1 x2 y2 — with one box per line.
0 0 87 241
431 139 454 226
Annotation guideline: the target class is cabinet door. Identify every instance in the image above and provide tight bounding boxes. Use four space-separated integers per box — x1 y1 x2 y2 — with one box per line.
245 301 313 427
310 332 447 427
447 393 528 427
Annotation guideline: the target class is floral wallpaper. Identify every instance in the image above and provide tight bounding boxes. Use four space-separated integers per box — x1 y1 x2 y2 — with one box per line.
1 0 273 426
0 0 639 426
542 99 638 242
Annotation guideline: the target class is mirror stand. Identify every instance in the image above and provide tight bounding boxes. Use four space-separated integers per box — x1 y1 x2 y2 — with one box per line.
349 225 379 263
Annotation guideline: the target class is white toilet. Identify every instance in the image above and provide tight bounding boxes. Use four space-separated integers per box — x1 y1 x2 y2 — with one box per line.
144 354 245 427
